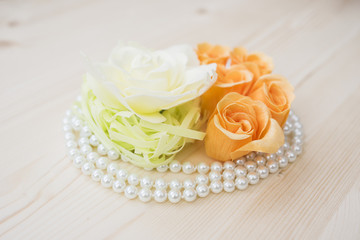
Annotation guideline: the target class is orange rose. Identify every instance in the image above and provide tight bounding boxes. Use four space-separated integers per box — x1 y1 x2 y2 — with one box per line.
205 92 284 161
197 43 274 115
201 64 254 115
248 74 295 127
196 43 230 65
231 47 274 75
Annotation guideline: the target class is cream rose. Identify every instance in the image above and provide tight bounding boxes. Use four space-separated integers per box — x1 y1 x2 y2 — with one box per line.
85 42 217 123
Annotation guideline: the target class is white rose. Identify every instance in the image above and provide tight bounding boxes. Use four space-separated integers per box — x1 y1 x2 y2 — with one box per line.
84 42 217 123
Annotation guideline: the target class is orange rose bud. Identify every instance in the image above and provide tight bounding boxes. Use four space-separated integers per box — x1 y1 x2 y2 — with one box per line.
197 42 230 65
201 65 254 115
204 92 284 161
231 48 274 75
248 74 295 127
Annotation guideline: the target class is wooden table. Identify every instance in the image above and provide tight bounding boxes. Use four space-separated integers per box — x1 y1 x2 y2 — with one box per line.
1 0 360 239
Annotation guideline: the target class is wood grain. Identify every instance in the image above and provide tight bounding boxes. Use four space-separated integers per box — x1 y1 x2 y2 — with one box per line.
1 0 360 239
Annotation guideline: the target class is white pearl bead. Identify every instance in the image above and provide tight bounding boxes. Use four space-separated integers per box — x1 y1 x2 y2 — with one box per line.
124 185 138 199
91 169 104 182
97 144 108 155
282 142 290 151
112 179 126 193
277 156 289 168
81 162 94 175
87 152 99 163
66 140 77 149
80 126 92 138
283 123 293 135
210 180 223 193
256 165 269 178
235 176 248 190
209 171 222 182
96 156 109 169
285 150 297 162
80 145 92 155
291 114 300 122
72 119 82 131
107 150 119 160
89 135 99 147
182 162 195 174
169 179 182 190
247 172 260 185
78 137 90 147
224 161 235 170
138 188 152 202
267 160 279 173
71 115 78 122
246 152 256 160
68 148 80 159
169 160 181 173
116 169 128 180
235 157 246 166
254 156 266 166
195 174 209 185
276 147 284 156
183 179 196 189
155 178 167 190
64 132 75 141
63 124 72 132
293 137 303 146
211 162 223 172
183 188 197 202
234 166 247 177
294 122 303 130
197 162 210 174
223 180 235 192
244 161 257 172
294 128 303 138
222 170 235 181
73 155 85 168
154 189 167 203
156 164 168 173
101 174 113 188
292 144 302 156
106 162 119 176
140 177 153 189
264 153 276 161
127 174 139 185
196 184 209 198
168 190 181 203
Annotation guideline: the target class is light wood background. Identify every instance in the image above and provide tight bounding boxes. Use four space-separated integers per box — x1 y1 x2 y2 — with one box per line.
1 0 360 239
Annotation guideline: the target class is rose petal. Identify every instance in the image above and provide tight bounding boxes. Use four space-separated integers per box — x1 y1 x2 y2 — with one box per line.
205 115 252 161
230 118 284 159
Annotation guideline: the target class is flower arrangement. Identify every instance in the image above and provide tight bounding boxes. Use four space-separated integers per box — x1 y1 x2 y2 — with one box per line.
79 42 294 167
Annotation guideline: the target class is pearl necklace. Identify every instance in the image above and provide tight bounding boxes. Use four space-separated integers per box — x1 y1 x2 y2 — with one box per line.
63 105 303 203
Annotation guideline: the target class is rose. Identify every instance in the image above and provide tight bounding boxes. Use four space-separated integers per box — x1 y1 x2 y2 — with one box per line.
201 64 254 115
196 43 273 115
196 42 230 65
248 74 295 127
204 92 284 161
231 47 273 75
85 42 217 123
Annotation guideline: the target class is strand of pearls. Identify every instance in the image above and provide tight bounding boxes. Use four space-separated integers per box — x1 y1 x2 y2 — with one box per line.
64 107 303 203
